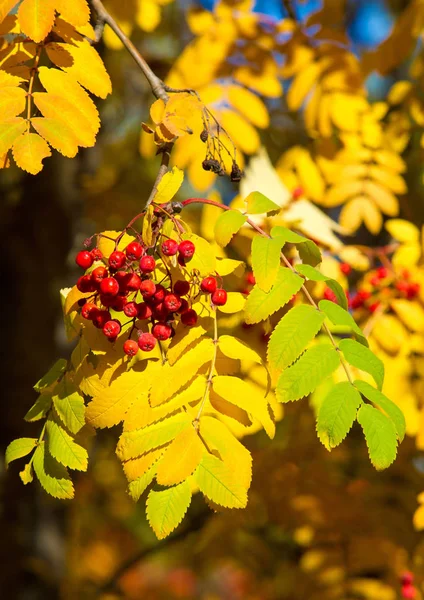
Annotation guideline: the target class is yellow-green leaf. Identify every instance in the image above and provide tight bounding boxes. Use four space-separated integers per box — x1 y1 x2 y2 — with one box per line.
146 480 192 539
5 437 37 468
156 425 204 486
154 166 184 204
214 210 247 247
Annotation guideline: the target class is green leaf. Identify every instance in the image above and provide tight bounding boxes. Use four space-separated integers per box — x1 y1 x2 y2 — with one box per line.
194 454 248 508
45 419 88 471
276 344 340 403
52 378 85 434
317 382 362 450
298 239 322 267
32 442 74 499
116 413 191 461
267 305 325 372
5 438 37 468
128 463 157 501
214 210 247 247
354 380 405 442
244 267 303 325
296 264 348 310
251 236 284 292
270 226 306 244
24 394 52 422
339 339 384 391
146 480 192 540
318 299 368 346
357 404 398 470
19 463 34 484
245 191 280 214
34 359 67 392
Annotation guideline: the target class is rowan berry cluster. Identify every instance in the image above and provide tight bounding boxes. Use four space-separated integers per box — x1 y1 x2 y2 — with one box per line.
400 571 416 599
75 236 227 356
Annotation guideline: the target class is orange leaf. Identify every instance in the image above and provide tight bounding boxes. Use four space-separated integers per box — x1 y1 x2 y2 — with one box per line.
55 0 90 28
18 0 55 43
0 0 18 24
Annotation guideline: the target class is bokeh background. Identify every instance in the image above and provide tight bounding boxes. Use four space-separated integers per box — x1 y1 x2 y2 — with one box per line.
2 0 424 598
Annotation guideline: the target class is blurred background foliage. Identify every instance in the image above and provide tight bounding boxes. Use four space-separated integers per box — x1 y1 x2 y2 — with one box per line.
3 0 424 598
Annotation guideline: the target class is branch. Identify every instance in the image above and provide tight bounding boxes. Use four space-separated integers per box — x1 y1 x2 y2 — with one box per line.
89 0 168 102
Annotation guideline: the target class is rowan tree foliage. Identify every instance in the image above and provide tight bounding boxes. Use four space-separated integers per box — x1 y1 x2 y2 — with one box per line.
2 0 424 598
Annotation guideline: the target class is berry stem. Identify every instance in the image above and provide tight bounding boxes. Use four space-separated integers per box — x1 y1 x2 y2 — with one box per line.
193 306 218 430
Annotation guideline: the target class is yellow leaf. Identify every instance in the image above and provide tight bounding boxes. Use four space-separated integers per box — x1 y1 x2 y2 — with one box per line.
55 0 90 28
361 116 382 148
220 109 260 155
368 165 407 194
0 117 26 156
218 335 262 364
18 0 55 43
392 243 421 267
330 92 367 132
215 258 245 277
154 166 184 204
372 314 408 354
150 98 165 124
57 40 112 99
295 149 325 201
123 448 164 483
31 117 79 158
142 205 154 247
162 93 201 137
340 196 382 234
287 60 323 111
216 292 246 314
33 92 97 147
388 80 412 105
385 219 419 243
136 0 161 32
362 180 399 216
322 180 364 208
413 504 424 531
0 0 18 23
12 131 51 174
97 230 135 258
317 92 333 137
167 324 208 366
391 299 424 333
156 425 204 485
0 87 26 119
37 67 100 131
228 85 269 128
374 149 406 173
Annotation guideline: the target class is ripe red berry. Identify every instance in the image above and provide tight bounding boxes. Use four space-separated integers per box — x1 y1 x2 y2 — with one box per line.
91 248 103 260
112 295 127 311
81 302 98 320
123 339 139 357
152 323 173 341
177 298 189 314
292 186 303 200
174 280 190 297
178 240 195 259
396 280 409 294
350 294 364 309
370 276 380 287
140 279 156 298
99 293 116 308
137 302 153 320
125 241 144 261
161 239 179 256
339 262 351 275
246 272 256 285
200 276 217 294
407 282 420 298
139 255 156 273
77 275 96 293
76 250 94 270
125 272 141 291
181 309 198 326
401 572 414 586
376 266 388 279
103 320 121 339
151 284 166 305
323 287 337 302
164 293 182 312
211 288 227 306
100 277 120 296
138 332 157 352
124 301 139 318
153 302 170 320
91 266 108 284
368 302 381 313
92 310 111 329
401 584 416 599
108 250 126 270
358 289 371 301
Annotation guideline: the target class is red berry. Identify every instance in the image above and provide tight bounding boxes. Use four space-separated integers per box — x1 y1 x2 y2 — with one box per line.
100 277 120 296
358 289 371 301
200 276 217 294
139 255 156 273
323 287 337 302
123 301 139 318
153 302 170 320
401 572 414 586
401 584 416 599
339 262 351 275
396 280 409 294
368 302 381 313
174 280 190 297
178 254 186 267
350 294 364 309
137 302 153 320
76 250 94 270
112 295 127 311
402 269 411 280
376 266 388 279
177 298 189 314
246 272 256 285
370 276 380 287
99 294 116 308
161 239 179 256
151 284 166 305
125 272 141 291
103 320 121 339
152 323 173 341
125 241 144 261
138 332 157 352
181 309 198 326
123 339 139 357
91 248 103 260
407 282 420 299
292 186 303 200
81 302 98 320
77 275 96 293
140 279 156 298
91 266 108 284
178 240 195 259
164 293 182 312
108 251 126 270
211 288 227 306
92 310 111 329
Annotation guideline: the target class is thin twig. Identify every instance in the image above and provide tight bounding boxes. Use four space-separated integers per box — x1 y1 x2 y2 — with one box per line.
90 0 168 101
145 145 173 208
